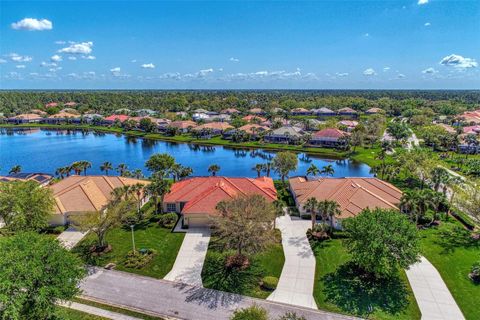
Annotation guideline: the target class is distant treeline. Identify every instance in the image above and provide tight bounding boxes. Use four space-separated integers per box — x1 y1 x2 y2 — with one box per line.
1 90 479 117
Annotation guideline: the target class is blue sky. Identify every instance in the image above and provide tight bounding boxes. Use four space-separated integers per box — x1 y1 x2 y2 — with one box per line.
1 0 479 89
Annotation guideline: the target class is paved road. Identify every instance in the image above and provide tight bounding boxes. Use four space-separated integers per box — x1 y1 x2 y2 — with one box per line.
164 228 211 286
80 267 358 320
59 301 140 320
406 256 465 320
57 227 88 250
268 215 317 309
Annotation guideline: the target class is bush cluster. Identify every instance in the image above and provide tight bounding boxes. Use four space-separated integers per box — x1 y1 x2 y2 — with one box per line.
158 213 178 228
123 249 156 269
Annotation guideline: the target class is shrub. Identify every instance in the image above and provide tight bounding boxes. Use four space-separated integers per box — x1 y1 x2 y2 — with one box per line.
277 312 307 320
307 224 331 242
230 305 268 320
123 249 156 269
261 276 278 291
158 212 178 228
469 261 480 284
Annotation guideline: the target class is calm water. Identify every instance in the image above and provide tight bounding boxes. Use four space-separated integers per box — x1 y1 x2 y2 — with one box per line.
0 128 372 179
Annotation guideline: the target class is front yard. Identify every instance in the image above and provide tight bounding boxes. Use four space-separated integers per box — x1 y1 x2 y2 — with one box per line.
419 219 480 320
73 220 185 279
310 237 421 320
201 230 285 299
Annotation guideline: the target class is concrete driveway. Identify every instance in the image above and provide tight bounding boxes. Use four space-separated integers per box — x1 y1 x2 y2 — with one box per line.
267 215 318 309
57 227 88 250
406 256 464 320
164 227 211 286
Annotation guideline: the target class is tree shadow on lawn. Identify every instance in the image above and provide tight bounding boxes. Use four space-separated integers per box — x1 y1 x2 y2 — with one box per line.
323 262 410 318
433 224 480 254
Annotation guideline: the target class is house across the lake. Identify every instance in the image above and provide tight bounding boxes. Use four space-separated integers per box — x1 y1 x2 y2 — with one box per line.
48 175 150 225
0 172 53 186
264 126 304 144
6 113 44 124
289 177 402 229
309 128 349 148
163 176 277 228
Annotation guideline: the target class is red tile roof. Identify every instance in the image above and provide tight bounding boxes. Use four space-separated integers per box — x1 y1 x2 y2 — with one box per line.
242 115 267 122
169 120 198 129
164 177 277 216
313 128 348 139
192 122 233 131
104 114 130 122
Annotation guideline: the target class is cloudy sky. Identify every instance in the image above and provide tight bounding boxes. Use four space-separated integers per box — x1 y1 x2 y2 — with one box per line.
1 0 479 89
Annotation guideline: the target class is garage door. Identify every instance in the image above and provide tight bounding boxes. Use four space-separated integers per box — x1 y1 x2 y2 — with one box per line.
187 215 210 228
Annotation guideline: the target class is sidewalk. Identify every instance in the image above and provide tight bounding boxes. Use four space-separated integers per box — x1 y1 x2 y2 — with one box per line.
57 227 88 250
59 301 140 320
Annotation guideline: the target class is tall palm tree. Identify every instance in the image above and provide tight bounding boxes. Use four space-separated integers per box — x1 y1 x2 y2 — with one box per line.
445 175 463 218
81 161 92 176
178 165 193 180
116 163 128 176
129 183 145 219
303 197 319 229
133 169 144 179
71 162 83 175
100 161 113 176
318 200 341 231
272 200 284 229
208 164 220 176
55 167 65 179
321 165 335 177
262 162 272 177
9 165 21 175
146 175 171 214
430 167 449 192
306 164 321 177
253 164 264 178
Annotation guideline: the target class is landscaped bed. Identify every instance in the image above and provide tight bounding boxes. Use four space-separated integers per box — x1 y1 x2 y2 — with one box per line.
73 220 185 279
310 237 421 320
419 218 480 320
201 230 285 299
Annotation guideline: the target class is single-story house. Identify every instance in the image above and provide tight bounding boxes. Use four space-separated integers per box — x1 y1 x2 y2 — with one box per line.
163 176 277 227
365 107 384 115
223 124 270 139
43 112 80 124
242 115 267 123
309 128 349 148
264 126 304 144
45 102 59 108
192 112 210 121
7 113 44 124
337 107 358 118
291 108 312 116
64 102 78 107
168 120 198 133
458 110 480 125
312 107 336 117
338 120 359 132
103 114 130 124
249 108 266 115
0 172 53 186
463 125 480 135
207 114 231 122
49 175 150 226
289 176 402 229
221 108 241 115
82 113 104 124
192 122 234 138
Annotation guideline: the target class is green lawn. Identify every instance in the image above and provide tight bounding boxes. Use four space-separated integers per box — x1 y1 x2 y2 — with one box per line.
201 232 285 299
56 307 108 320
310 238 421 320
73 221 185 278
73 298 163 320
419 219 480 320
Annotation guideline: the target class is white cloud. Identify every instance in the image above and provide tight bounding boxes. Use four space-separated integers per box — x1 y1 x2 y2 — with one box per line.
383 67 390 72
422 67 438 74
8 53 32 62
40 61 57 67
229 57 240 62
0 59 6 64
50 54 62 62
397 73 406 79
82 55 96 60
418 0 428 5
335 72 349 77
58 41 93 54
363 68 377 76
439 54 478 69
55 40 66 45
49 67 62 72
110 67 121 75
141 63 155 69
198 68 214 77
68 56 77 61
16 65 26 69
424 22 431 27
11 18 52 31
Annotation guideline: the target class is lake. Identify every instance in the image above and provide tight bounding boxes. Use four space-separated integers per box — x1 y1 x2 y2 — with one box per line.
0 128 373 179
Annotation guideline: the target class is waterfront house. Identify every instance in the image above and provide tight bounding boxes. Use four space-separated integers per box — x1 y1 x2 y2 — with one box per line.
103 114 130 124
337 107 358 118
192 122 234 138
168 120 198 133
289 177 402 229
365 107 384 115
7 113 44 124
291 108 312 116
309 128 349 148
163 176 277 228
312 107 336 117
223 124 270 140
338 120 359 132
264 126 304 144
0 172 53 186
43 112 80 124
48 175 150 226
82 113 104 124
293 119 324 131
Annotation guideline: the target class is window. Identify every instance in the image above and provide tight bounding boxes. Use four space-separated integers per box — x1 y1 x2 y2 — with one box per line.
166 203 177 212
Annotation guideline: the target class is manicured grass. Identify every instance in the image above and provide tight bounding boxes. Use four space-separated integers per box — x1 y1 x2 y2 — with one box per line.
419 219 480 320
73 220 185 279
201 231 285 299
310 238 421 320
56 307 108 320
73 298 163 320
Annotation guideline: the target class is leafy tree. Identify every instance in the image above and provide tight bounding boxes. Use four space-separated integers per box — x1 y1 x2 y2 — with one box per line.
145 153 175 176
139 117 156 132
100 161 113 175
386 121 410 143
0 181 55 232
0 232 85 320
214 195 275 264
208 164 221 176
272 151 298 182
343 208 420 278
230 305 268 320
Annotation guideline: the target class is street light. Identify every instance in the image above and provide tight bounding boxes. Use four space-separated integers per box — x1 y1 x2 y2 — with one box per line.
130 224 136 254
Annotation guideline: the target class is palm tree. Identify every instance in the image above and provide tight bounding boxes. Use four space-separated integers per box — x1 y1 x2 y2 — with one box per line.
303 197 319 229
208 164 220 176
321 165 335 177
272 200 284 229
318 200 341 231
445 175 463 218
262 162 272 177
55 167 66 179
178 165 193 180
253 164 264 178
430 167 449 192
9 165 21 175
306 164 321 177
129 183 145 219
133 169 144 179
81 161 92 176
100 161 113 176
71 162 83 175
146 175 171 214
116 163 128 176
